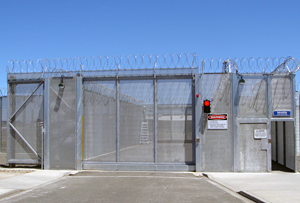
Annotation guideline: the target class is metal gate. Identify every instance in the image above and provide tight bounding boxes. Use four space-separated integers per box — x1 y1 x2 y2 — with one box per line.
237 74 296 172
82 76 195 170
7 80 44 166
6 54 299 172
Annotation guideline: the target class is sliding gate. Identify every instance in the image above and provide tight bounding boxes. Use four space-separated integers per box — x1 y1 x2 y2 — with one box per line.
82 76 195 170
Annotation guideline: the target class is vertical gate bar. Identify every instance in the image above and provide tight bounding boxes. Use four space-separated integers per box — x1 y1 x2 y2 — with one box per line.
195 73 202 172
191 75 196 164
154 77 157 164
75 76 83 170
43 78 50 169
291 73 297 172
276 121 278 162
7 80 16 166
231 74 239 172
6 84 10 163
41 84 44 169
267 75 273 118
283 121 286 167
0 96 2 152
194 73 203 172
116 79 120 163
266 74 272 172
170 108 172 140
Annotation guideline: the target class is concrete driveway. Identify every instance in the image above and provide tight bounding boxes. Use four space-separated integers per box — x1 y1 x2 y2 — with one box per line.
0 171 250 203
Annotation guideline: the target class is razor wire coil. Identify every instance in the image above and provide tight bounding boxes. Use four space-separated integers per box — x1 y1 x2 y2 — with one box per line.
7 54 300 74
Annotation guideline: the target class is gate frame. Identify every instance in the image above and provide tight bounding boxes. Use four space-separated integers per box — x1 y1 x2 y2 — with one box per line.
79 73 196 171
7 78 44 167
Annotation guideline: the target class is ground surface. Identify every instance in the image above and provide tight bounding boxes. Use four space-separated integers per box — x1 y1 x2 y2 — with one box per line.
0 171 250 203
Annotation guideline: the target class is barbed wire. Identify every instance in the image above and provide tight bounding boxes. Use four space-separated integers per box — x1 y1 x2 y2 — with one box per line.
271 57 300 73
7 53 199 73
7 54 300 74
201 57 300 73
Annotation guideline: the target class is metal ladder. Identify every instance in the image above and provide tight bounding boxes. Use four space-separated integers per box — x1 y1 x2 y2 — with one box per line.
140 120 149 144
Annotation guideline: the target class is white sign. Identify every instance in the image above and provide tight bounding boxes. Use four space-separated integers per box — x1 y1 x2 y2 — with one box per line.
207 114 228 130
254 129 267 139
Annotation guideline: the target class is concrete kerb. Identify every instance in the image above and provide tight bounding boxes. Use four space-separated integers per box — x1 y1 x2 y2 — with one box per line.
0 169 75 200
203 173 266 203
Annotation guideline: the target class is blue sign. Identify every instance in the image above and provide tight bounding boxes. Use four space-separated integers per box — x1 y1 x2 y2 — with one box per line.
273 111 291 117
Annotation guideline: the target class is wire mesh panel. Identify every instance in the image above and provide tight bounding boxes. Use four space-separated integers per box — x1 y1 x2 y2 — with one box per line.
272 75 292 116
1 96 7 152
285 121 295 170
119 80 154 162
83 81 117 162
49 78 75 169
157 79 193 164
239 76 267 117
8 83 43 161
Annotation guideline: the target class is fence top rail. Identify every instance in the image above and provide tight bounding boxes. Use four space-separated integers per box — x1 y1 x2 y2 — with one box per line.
6 53 300 74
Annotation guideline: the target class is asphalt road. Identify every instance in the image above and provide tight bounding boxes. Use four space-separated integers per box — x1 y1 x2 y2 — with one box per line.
0 171 251 203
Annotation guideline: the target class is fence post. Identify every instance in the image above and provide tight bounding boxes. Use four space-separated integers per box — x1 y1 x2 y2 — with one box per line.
195 73 202 172
232 73 239 172
43 78 50 169
0 96 2 153
7 77 16 167
76 75 83 170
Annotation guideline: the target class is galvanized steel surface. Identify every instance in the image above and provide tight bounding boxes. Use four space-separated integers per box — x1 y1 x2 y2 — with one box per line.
4 54 298 172
82 77 194 166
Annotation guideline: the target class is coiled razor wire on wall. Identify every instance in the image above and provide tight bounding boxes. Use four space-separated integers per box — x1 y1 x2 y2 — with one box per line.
201 56 300 74
6 54 300 74
5 54 300 109
7 53 199 73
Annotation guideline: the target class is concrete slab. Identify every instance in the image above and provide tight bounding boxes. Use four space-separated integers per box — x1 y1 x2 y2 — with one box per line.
0 170 32 180
0 189 14 195
0 169 72 199
0 170 71 190
0 171 250 203
204 172 300 203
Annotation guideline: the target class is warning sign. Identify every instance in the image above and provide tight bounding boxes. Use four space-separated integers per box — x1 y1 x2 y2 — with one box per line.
254 129 267 139
207 114 228 130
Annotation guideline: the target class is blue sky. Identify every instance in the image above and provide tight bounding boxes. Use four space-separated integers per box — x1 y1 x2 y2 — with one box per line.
1 0 299 90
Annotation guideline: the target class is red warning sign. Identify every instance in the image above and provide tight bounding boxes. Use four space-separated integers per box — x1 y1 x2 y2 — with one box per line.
208 114 227 120
207 114 228 130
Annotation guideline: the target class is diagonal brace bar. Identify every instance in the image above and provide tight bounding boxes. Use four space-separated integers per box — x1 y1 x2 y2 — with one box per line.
9 122 41 160
10 82 43 121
